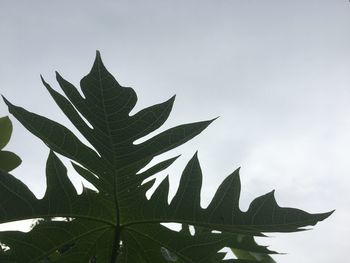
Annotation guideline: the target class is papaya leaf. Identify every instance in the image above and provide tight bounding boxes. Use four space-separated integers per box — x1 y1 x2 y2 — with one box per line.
1 52 332 262
0 116 21 172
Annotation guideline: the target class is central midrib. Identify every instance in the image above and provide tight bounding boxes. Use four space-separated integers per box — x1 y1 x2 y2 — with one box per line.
96 60 121 263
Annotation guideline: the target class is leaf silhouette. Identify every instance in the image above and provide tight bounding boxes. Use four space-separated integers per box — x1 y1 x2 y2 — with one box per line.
0 52 332 262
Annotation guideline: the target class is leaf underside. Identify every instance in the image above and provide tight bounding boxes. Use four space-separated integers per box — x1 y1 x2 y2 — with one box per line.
0 52 332 262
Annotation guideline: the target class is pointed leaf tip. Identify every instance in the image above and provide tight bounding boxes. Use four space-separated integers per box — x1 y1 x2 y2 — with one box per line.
232 166 241 178
90 50 106 72
318 209 335 221
168 95 176 105
55 71 65 83
40 75 49 86
201 117 217 131
207 116 219 126
95 50 102 63
162 95 176 110
189 151 201 165
41 76 56 94
2 96 11 107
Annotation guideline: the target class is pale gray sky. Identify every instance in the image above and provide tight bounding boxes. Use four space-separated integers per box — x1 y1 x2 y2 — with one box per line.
1 0 349 262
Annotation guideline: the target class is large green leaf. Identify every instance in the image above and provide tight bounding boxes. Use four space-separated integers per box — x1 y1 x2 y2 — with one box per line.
1 52 332 262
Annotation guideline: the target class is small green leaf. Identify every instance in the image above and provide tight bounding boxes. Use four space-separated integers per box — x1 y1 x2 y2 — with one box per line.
0 151 21 172
0 116 12 150
0 116 21 172
231 236 277 262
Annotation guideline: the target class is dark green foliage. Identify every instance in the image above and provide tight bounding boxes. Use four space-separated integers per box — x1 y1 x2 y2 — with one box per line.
0 52 332 262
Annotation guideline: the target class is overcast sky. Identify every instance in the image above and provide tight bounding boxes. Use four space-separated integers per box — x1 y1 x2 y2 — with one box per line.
1 0 349 262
